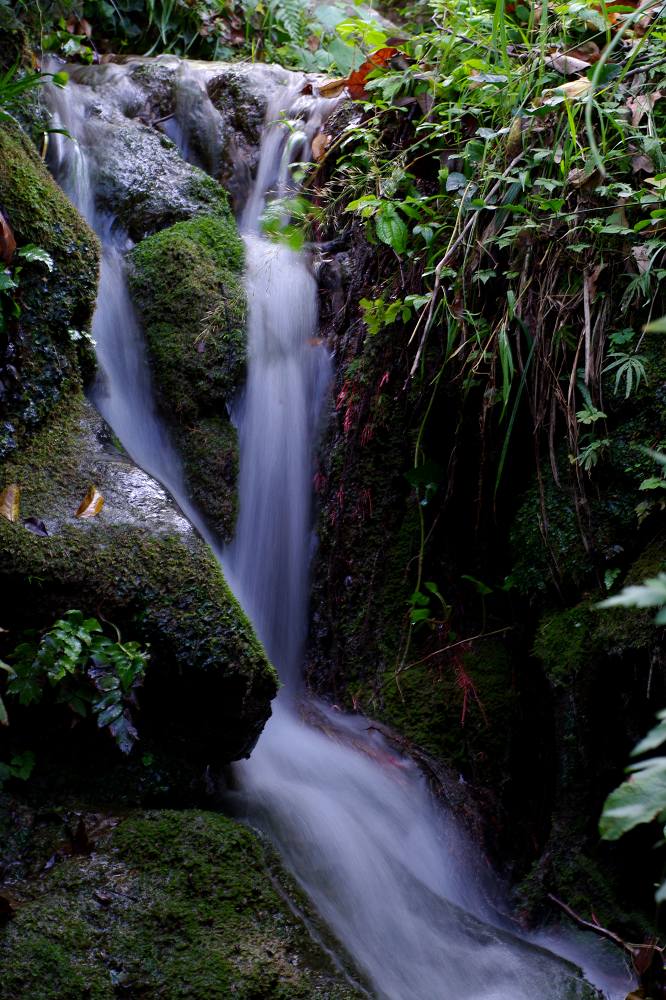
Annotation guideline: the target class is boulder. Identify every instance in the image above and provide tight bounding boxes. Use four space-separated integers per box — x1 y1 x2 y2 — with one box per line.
0 392 277 762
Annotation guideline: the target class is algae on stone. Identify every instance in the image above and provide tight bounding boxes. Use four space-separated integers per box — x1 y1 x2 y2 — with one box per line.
129 213 246 540
0 391 276 762
0 809 363 1000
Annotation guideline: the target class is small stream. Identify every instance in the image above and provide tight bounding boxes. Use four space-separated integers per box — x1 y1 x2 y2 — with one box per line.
46 58 632 1000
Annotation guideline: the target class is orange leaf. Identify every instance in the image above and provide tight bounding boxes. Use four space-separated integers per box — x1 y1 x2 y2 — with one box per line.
311 133 331 162
0 212 16 265
347 47 401 99
0 484 20 523
75 485 104 519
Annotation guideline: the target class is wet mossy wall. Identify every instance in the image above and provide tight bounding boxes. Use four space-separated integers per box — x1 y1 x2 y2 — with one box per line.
308 201 666 930
129 212 246 540
0 122 99 459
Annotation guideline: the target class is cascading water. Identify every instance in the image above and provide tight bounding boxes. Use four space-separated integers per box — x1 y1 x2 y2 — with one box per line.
46 60 632 1000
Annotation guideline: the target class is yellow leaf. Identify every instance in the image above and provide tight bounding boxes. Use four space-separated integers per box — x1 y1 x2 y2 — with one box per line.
75 485 104 519
318 77 348 99
0 483 20 522
541 78 592 105
312 133 331 162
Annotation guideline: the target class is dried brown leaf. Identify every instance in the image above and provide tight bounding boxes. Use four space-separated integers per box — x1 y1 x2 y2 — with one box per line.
631 153 654 174
75 485 104 519
0 212 16 265
318 77 348 99
0 483 20 522
545 53 592 75
312 133 331 162
627 91 662 127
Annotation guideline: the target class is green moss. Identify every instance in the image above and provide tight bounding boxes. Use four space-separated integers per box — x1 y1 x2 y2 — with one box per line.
0 391 276 762
0 810 361 1000
0 122 99 458
375 640 517 787
533 605 596 689
129 213 246 539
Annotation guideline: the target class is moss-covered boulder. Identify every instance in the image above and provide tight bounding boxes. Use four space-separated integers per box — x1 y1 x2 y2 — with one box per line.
0 121 99 459
0 808 363 999
129 213 246 540
0 391 276 762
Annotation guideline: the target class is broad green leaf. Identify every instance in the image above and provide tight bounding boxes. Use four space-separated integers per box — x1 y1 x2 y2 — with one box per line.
600 755 666 840
17 245 54 271
632 710 666 757
97 702 123 727
375 203 408 255
598 574 666 612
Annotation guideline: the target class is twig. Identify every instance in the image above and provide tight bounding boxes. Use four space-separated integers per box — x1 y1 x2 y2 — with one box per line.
384 625 512 689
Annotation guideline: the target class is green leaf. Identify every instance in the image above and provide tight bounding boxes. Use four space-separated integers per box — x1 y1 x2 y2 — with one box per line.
600 755 666 840
17 245 54 271
633 710 666 757
375 203 408 255
599 574 666 613
645 315 666 333
97 702 123 727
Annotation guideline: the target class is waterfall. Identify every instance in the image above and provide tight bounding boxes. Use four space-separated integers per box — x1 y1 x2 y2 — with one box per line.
46 60 631 1000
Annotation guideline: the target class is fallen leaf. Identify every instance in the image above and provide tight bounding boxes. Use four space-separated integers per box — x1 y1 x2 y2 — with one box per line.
569 41 601 63
0 212 16 265
312 133 331 162
631 153 654 174
567 165 600 188
318 77 348 99
0 483 20 522
319 48 404 101
545 53 592 75
75 485 104 519
347 47 401 99
23 517 48 536
627 91 662 127
541 78 593 104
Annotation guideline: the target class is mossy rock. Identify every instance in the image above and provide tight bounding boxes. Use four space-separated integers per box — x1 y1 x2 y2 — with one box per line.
0 391 276 762
0 120 99 459
0 808 363 999
367 640 518 792
129 213 246 540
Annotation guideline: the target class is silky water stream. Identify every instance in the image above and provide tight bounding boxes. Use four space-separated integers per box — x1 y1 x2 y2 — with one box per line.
47 61 632 1000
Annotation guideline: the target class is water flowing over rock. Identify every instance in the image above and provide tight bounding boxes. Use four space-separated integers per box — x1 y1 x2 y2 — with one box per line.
1 53 633 1000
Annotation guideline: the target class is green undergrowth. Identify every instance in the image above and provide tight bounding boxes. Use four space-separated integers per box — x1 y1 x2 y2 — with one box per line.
0 809 361 1000
129 213 246 541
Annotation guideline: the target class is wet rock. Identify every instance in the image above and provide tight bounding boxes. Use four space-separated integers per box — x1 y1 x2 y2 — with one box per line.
129 213 246 541
0 392 277 763
0 808 364 999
